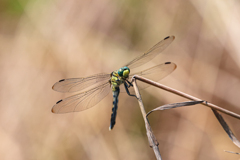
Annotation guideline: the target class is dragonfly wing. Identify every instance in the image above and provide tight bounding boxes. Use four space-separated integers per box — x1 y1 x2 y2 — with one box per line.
52 82 111 113
52 73 110 93
124 36 175 69
120 62 177 92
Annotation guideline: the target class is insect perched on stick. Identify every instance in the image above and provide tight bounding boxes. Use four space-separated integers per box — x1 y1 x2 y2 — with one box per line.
52 36 176 130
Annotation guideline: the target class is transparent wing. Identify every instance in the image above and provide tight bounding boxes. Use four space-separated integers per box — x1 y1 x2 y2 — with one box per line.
52 73 110 93
120 62 177 92
52 82 111 113
124 36 175 69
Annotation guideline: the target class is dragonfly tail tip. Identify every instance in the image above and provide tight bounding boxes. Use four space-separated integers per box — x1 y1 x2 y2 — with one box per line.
109 125 114 131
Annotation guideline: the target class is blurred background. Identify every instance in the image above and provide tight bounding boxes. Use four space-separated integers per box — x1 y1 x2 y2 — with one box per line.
1 0 240 159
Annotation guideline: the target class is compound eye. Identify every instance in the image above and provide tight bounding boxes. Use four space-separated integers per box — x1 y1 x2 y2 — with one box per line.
123 69 130 78
118 68 124 76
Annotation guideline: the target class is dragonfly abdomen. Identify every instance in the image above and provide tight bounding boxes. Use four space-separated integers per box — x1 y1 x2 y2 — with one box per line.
109 88 120 130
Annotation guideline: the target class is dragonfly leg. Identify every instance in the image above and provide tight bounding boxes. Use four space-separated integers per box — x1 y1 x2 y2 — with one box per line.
124 82 138 99
126 80 133 87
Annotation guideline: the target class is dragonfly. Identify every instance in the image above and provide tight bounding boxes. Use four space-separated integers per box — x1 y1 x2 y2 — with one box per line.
52 36 177 130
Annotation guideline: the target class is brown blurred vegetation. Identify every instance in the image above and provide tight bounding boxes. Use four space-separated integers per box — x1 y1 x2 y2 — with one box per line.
1 0 240 159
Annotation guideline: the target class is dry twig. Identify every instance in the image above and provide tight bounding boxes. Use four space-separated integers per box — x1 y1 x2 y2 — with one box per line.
131 75 240 159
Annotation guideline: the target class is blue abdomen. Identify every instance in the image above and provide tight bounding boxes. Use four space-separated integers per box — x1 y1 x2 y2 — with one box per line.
109 87 120 130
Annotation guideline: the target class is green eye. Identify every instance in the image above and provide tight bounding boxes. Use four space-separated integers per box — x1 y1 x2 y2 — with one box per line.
123 69 129 78
118 67 130 77
118 69 123 76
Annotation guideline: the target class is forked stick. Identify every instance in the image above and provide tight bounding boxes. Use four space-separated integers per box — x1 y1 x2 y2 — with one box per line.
131 75 240 160
132 75 240 119
132 78 162 160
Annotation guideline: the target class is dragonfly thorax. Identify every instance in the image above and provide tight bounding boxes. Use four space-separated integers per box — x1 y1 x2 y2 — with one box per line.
110 66 130 91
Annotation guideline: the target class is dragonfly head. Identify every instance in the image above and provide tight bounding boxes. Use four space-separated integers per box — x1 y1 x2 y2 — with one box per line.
118 66 130 78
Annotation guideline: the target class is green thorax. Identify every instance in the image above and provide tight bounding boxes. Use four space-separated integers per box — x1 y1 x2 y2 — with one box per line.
110 67 130 91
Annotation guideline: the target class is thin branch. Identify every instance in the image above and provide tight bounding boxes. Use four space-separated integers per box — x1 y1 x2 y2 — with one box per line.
132 75 240 120
131 75 240 159
224 150 240 155
146 101 204 117
132 78 162 160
